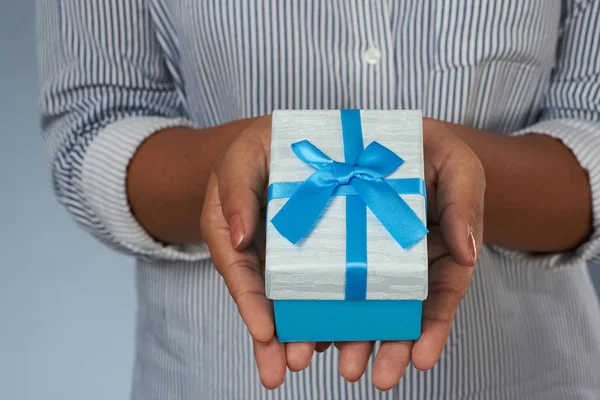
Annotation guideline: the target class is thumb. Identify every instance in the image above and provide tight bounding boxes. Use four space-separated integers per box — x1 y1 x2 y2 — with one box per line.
216 116 271 250
424 129 485 266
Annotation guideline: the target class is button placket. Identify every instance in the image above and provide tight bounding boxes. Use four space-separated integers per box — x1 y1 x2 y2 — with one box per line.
362 2 396 109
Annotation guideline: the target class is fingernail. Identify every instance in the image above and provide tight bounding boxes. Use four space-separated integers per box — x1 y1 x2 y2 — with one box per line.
230 214 245 250
468 227 477 265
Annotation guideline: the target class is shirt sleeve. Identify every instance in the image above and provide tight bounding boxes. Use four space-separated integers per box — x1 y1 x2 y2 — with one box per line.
506 0 600 266
37 0 210 262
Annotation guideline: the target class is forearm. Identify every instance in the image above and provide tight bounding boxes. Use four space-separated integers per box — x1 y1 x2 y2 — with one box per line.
438 120 593 253
126 118 255 244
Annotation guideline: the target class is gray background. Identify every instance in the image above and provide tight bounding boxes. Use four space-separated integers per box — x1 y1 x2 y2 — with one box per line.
1 2 135 399
0 1 599 399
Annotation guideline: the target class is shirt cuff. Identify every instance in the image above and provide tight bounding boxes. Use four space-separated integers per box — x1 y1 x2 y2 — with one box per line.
493 118 600 267
81 116 210 262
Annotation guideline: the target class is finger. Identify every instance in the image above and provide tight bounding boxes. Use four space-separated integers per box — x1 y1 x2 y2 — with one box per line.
424 132 485 266
315 342 332 353
253 212 267 268
426 225 448 264
372 341 413 391
201 173 274 343
216 117 272 250
254 336 287 389
337 341 374 382
412 255 473 370
286 342 315 372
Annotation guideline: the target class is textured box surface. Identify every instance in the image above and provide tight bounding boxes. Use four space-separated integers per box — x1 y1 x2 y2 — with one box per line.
265 110 428 300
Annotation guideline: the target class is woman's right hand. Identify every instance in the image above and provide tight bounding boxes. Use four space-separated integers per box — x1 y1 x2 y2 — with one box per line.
200 115 320 388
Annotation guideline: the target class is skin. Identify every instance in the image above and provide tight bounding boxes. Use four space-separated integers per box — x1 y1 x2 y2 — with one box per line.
127 115 592 390
127 118 256 244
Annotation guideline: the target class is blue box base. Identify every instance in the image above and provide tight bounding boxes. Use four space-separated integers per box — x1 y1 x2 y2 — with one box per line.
273 300 422 342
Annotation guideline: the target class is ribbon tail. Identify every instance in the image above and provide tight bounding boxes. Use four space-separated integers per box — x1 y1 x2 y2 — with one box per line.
352 179 428 248
271 171 338 244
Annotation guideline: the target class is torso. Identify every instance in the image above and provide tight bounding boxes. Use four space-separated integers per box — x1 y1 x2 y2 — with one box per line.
132 1 600 398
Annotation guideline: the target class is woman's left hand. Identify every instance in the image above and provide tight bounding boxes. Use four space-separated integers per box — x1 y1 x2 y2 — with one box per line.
337 119 485 390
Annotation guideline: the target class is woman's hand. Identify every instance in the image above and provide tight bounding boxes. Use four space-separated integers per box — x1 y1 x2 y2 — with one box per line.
200 115 317 389
366 119 485 389
200 115 485 390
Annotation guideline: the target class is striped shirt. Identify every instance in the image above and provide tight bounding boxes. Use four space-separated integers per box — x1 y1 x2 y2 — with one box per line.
37 1 600 399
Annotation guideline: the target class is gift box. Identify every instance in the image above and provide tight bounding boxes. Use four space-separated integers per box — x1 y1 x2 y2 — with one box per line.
265 110 428 342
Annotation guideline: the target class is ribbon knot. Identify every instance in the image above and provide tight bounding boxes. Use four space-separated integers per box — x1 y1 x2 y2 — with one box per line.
332 162 355 185
272 139 428 248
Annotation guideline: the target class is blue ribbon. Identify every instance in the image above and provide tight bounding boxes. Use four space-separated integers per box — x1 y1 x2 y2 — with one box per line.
269 109 428 300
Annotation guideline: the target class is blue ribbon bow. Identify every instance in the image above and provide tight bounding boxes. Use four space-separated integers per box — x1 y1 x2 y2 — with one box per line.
268 109 428 300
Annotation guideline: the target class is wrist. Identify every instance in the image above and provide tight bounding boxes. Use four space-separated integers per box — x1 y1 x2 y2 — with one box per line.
126 126 203 244
127 120 252 244
428 118 591 252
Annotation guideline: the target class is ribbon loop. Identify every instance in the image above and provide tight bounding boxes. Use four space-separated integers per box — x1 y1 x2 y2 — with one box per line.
291 140 334 170
354 141 404 179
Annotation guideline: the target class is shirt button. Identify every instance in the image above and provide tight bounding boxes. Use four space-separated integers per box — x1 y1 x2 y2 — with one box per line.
364 47 382 65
